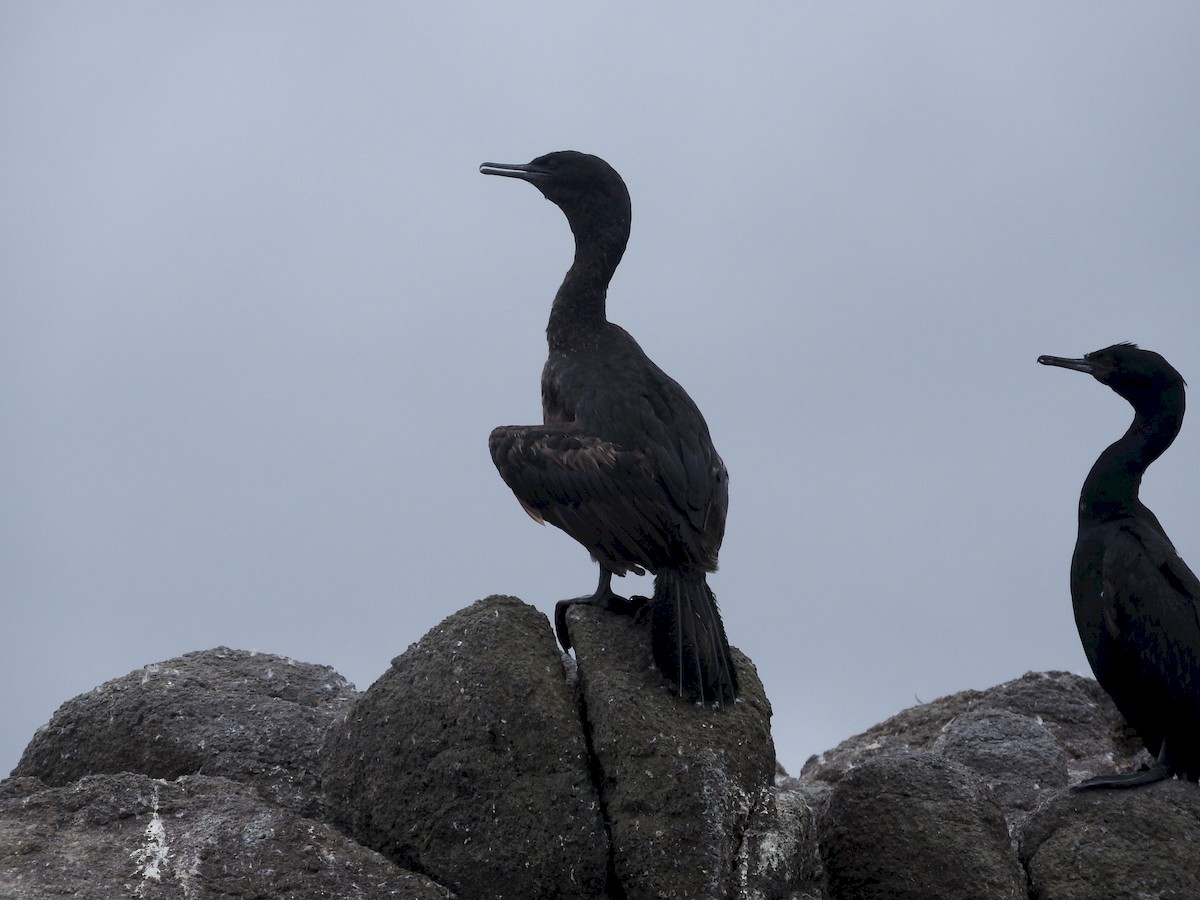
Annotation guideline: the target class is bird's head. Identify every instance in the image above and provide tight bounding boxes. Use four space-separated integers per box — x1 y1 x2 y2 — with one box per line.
480 151 631 248
1039 343 1186 413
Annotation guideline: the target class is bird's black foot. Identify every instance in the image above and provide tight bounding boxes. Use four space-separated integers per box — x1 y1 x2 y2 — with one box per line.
1072 762 1173 791
553 574 649 652
629 595 652 624
1072 741 1176 791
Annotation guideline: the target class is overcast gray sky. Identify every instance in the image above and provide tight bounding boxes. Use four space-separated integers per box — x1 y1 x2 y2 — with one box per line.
3 4 1199 778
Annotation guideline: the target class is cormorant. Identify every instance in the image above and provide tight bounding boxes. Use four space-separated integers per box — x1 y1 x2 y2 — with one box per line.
1040 343 1200 788
480 151 737 704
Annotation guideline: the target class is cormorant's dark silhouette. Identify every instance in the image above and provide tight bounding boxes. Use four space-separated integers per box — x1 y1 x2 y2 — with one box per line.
480 151 737 704
1040 343 1200 788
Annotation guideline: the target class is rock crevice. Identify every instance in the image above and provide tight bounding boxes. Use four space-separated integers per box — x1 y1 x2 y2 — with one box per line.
5 597 1200 899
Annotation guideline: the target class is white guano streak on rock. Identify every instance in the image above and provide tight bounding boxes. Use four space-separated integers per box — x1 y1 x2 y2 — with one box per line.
130 783 170 895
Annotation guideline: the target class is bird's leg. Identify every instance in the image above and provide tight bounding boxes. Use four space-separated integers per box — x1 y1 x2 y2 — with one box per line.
1071 741 1174 791
554 568 649 652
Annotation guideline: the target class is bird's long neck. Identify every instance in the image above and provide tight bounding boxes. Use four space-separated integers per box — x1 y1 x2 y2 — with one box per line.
1079 388 1184 524
546 208 629 352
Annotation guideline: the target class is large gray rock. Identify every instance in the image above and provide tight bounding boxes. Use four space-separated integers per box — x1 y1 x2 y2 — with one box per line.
817 753 1025 900
565 601 776 900
14 647 356 820
933 707 1068 823
979 670 1146 783
20 598 1191 900
0 773 450 899
1019 778 1200 899
800 670 1143 815
321 595 608 900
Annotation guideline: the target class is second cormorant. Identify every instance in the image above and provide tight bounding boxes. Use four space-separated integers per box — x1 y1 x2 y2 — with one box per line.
1040 343 1200 788
481 151 737 704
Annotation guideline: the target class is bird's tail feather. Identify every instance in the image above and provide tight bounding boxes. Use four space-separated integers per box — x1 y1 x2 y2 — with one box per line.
650 568 738 705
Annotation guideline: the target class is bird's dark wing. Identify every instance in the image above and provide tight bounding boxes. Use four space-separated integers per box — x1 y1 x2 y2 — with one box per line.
552 338 728 567
611 384 727 557
489 423 680 575
639 371 728 525
1098 522 1200 745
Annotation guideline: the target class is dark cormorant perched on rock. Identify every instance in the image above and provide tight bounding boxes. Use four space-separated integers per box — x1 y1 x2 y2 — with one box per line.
1040 343 1200 788
481 151 737 704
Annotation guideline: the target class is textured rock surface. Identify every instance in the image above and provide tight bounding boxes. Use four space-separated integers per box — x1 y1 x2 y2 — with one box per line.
566 602 776 900
818 753 1026 900
321 595 608 899
734 783 823 900
801 670 1143 811
933 707 1068 823
14 647 356 820
8 601 1199 900
0 773 450 899
1019 778 1200 900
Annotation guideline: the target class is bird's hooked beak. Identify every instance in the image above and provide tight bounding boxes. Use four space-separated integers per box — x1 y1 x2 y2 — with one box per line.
1038 354 1094 374
480 161 550 182
1038 354 1115 380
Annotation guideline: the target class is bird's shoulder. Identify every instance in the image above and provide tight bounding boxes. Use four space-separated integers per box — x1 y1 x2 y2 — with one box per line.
544 324 704 431
539 322 725 527
1099 518 1200 639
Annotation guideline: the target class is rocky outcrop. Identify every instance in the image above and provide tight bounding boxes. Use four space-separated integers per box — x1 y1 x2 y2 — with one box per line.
3 598 1200 899
0 773 449 899
320 596 777 899
933 707 1068 818
13 646 355 821
566 601 776 899
818 753 1025 900
1019 779 1200 898
783 669 1196 899
321 596 610 899
799 669 1143 800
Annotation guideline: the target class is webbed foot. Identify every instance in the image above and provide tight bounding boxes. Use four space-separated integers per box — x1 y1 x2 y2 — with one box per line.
1072 742 1175 791
553 571 649 651
1072 764 1172 791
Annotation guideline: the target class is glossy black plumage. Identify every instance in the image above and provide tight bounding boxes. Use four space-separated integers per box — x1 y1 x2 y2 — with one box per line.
1040 343 1200 788
482 151 736 704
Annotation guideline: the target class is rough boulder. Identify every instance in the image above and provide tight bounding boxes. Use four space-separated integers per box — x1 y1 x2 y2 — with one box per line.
4 597 1200 898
